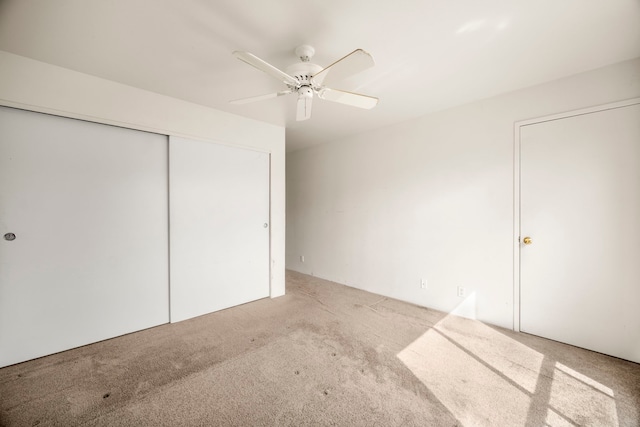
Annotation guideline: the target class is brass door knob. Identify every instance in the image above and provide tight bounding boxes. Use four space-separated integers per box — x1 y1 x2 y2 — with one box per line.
523 236 532 245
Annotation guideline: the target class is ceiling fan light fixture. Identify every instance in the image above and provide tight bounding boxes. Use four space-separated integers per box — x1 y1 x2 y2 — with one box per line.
298 86 313 99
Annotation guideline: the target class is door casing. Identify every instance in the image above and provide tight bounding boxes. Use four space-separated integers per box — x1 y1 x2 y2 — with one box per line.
512 97 640 331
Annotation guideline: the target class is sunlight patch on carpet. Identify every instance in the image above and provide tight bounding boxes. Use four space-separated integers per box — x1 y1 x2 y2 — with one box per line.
397 299 620 426
397 327 534 426
548 363 619 426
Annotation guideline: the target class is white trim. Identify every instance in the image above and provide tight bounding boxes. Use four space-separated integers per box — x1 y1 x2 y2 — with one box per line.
512 97 640 331
517 97 640 128
0 99 271 155
513 123 521 331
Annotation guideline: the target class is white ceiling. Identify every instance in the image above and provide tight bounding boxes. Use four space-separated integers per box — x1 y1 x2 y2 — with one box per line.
1 1 639 152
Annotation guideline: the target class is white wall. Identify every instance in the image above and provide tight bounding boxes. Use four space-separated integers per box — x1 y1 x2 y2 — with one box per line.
286 57 640 329
0 50 286 298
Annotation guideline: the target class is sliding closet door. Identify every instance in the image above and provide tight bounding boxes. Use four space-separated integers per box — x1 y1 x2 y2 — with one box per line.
0 107 169 368
169 136 270 323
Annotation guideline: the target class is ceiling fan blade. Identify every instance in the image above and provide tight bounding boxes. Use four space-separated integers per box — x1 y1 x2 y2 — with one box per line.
312 49 375 86
296 96 312 121
230 90 293 105
317 88 378 109
233 51 299 86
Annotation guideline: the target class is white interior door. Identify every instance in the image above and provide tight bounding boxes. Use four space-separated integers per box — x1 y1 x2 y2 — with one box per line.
169 136 270 323
0 107 169 368
520 102 640 363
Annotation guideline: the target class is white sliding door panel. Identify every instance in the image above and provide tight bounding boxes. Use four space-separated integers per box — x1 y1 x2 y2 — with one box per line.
0 107 169 368
169 137 270 323
520 103 640 363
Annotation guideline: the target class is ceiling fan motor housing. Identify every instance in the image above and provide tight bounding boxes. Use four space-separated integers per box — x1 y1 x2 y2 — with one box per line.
286 62 325 87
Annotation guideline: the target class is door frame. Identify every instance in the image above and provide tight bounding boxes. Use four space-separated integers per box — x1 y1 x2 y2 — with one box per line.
512 97 640 331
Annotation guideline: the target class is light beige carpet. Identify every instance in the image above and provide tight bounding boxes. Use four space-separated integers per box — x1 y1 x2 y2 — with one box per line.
1 271 638 426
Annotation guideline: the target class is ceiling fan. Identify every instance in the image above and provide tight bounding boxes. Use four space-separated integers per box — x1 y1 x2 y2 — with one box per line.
230 45 378 121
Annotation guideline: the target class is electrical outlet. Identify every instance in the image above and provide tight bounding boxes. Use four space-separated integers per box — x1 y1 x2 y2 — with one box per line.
421 278 427 289
300 255 304 263
457 286 466 297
